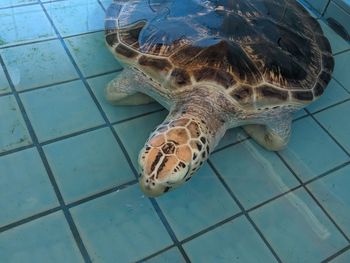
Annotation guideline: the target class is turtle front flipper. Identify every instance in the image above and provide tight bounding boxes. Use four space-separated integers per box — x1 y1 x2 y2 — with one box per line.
138 101 227 197
105 67 155 105
243 114 292 151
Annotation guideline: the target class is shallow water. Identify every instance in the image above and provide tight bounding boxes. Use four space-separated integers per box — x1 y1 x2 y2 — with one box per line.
0 0 350 262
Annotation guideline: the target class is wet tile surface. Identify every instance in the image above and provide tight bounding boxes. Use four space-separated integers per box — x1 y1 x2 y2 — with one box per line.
20 80 104 142
157 163 241 240
70 185 173 263
0 5 54 46
1 2 350 262
1 40 78 91
211 139 299 209
0 95 31 152
44 128 134 203
308 164 350 238
0 212 84 262
0 67 11 94
184 216 278 263
279 117 349 181
250 188 348 263
88 72 163 123
0 148 58 227
44 0 105 37
65 32 122 77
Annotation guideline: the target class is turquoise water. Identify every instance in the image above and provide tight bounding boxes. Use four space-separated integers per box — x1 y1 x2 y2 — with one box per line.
0 0 350 262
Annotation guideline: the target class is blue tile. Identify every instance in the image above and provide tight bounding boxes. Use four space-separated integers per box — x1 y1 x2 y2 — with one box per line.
318 20 350 54
308 164 350 238
0 5 54 46
331 249 350 263
0 0 37 8
250 188 348 263
315 101 350 153
307 79 350 113
88 73 163 123
44 127 134 203
0 148 58 227
211 139 299 209
0 211 84 262
65 32 122 77
1 40 78 91
324 1 350 41
157 163 240 240
333 51 350 91
0 95 31 152
44 0 105 37
279 117 349 181
215 127 247 151
184 216 277 263
304 0 329 14
143 248 185 263
114 110 168 169
20 80 104 142
70 185 173 262
333 0 350 14
0 67 11 94
293 109 308 120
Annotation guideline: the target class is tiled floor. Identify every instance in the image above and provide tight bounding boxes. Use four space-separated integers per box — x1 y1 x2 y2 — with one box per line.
0 0 350 263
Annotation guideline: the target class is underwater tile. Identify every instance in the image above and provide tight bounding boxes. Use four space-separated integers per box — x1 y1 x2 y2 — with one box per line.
157 163 240 240
0 211 84 262
114 110 168 169
0 5 54 46
330 249 350 263
280 117 349 181
0 148 58 227
318 20 350 54
293 109 308 120
1 40 78 91
324 1 350 42
184 216 277 263
0 95 31 153
333 51 350 91
70 185 172 262
44 127 134 203
315 101 350 153
211 139 299 209
20 80 104 142
303 0 329 14
44 0 105 37
308 164 350 238
143 248 185 263
307 79 350 113
0 67 11 94
65 32 122 77
250 188 348 263
0 0 37 8
88 72 162 123
215 127 247 151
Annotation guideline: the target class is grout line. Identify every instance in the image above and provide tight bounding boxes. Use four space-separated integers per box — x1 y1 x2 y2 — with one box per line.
37 0 192 261
276 152 350 243
309 98 350 115
207 160 283 263
135 245 177 263
0 144 34 157
67 179 138 208
306 109 350 157
332 77 350 95
321 0 332 16
0 207 61 233
322 244 350 263
1 50 92 262
333 48 350 57
0 0 66 11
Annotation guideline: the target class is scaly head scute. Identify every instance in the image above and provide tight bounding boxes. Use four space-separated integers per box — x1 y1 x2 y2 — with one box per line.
138 115 213 197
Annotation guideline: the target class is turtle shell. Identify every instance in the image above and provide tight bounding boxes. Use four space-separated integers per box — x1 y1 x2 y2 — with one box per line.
105 0 334 109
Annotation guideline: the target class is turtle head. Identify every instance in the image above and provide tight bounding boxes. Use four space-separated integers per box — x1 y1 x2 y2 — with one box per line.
138 116 211 197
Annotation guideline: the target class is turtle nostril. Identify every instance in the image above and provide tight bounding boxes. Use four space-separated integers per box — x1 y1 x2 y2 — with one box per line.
151 182 155 186
146 179 149 183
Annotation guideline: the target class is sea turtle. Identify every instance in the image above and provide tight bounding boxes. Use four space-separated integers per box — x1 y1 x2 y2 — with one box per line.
104 0 334 197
